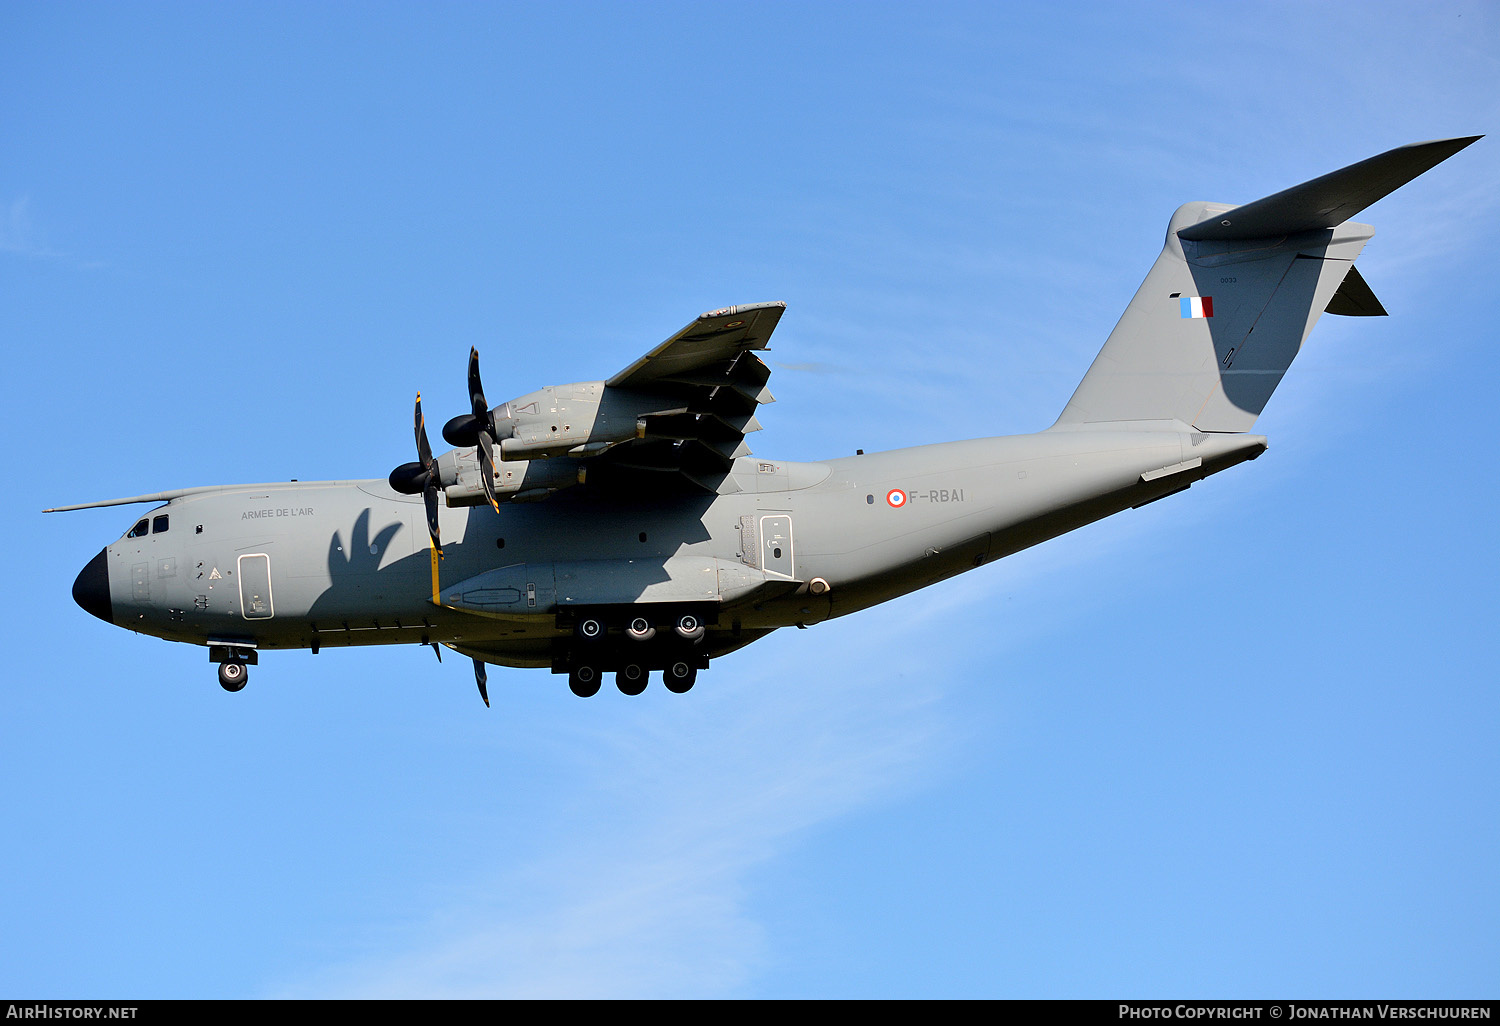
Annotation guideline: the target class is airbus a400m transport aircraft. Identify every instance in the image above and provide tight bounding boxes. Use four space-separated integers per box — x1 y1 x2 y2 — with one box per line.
53 137 1478 704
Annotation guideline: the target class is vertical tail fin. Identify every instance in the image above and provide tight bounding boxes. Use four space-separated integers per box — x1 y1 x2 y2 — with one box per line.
1053 137 1480 432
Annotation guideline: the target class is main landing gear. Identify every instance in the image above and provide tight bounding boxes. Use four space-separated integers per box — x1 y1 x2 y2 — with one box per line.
663 659 697 694
617 661 648 696
568 663 602 698
560 609 709 698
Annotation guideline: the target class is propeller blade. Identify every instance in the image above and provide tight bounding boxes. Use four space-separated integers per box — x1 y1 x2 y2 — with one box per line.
466 348 502 511
473 657 490 707
423 485 443 556
468 347 490 421
430 642 443 663
411 393 444 554
415 392 434 470
476 432 501 512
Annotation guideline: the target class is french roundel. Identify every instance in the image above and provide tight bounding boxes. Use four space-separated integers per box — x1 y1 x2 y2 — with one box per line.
886 489 907 508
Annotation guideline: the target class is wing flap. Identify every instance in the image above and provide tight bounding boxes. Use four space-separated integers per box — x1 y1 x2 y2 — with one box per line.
593 305 785 494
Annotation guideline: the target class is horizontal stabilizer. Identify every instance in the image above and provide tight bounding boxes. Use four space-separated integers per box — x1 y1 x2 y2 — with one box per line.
1325 265 1387 317
1178 136 1480 241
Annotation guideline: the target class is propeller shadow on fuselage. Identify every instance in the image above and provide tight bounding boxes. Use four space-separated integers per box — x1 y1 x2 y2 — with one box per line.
327 508 404 579
300 486 723 633
302 507 427 627
456 484 718 561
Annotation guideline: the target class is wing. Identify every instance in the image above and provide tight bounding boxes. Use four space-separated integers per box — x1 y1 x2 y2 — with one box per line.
607 301 785 389
595 302 784 493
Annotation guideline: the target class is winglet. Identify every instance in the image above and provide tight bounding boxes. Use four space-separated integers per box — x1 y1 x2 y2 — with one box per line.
1178 136 1481 241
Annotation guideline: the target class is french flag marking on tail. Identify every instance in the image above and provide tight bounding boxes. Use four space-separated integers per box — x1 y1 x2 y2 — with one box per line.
1180 296 1213 318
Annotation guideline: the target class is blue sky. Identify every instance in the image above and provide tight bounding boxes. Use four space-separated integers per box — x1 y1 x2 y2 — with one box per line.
3 1 1497 998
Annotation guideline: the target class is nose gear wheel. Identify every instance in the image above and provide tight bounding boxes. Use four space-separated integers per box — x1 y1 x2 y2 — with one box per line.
217 661 248 692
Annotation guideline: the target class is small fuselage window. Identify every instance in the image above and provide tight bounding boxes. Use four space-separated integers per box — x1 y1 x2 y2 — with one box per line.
153 514 169 534
127 518 150 539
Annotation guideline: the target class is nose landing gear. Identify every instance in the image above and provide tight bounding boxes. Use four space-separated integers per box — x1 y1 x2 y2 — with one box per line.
217 660 248 692
209 643 257 692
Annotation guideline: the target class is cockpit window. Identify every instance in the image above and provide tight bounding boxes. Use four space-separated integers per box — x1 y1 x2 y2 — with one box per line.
127 518 150 539
153 514 169 534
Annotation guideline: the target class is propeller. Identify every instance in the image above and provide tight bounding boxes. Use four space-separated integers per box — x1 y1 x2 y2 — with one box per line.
387 393 444 556
439 347 512 511
467 348 502 511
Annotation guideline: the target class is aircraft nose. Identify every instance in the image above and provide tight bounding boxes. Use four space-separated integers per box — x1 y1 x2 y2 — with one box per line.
72 548 113 624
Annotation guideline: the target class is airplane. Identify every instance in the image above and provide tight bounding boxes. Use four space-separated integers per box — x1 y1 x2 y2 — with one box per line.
50 136 1479 705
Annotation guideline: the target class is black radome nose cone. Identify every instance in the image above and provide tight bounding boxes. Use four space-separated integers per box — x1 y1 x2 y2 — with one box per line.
72 548 113 624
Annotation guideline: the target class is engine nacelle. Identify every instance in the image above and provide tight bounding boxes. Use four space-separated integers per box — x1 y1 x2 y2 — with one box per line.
440 452 585 507
446 382 687 461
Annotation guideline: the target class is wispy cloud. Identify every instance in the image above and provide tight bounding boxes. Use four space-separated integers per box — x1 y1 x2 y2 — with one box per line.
277 493 1209 1001
0 196 104 269
280 609 959 998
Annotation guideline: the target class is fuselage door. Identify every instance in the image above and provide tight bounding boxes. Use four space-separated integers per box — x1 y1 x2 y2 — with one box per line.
760 515 794 579
238 553 274 619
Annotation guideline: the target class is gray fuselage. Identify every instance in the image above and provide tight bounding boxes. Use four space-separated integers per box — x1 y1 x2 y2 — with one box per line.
79 427 1264 671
